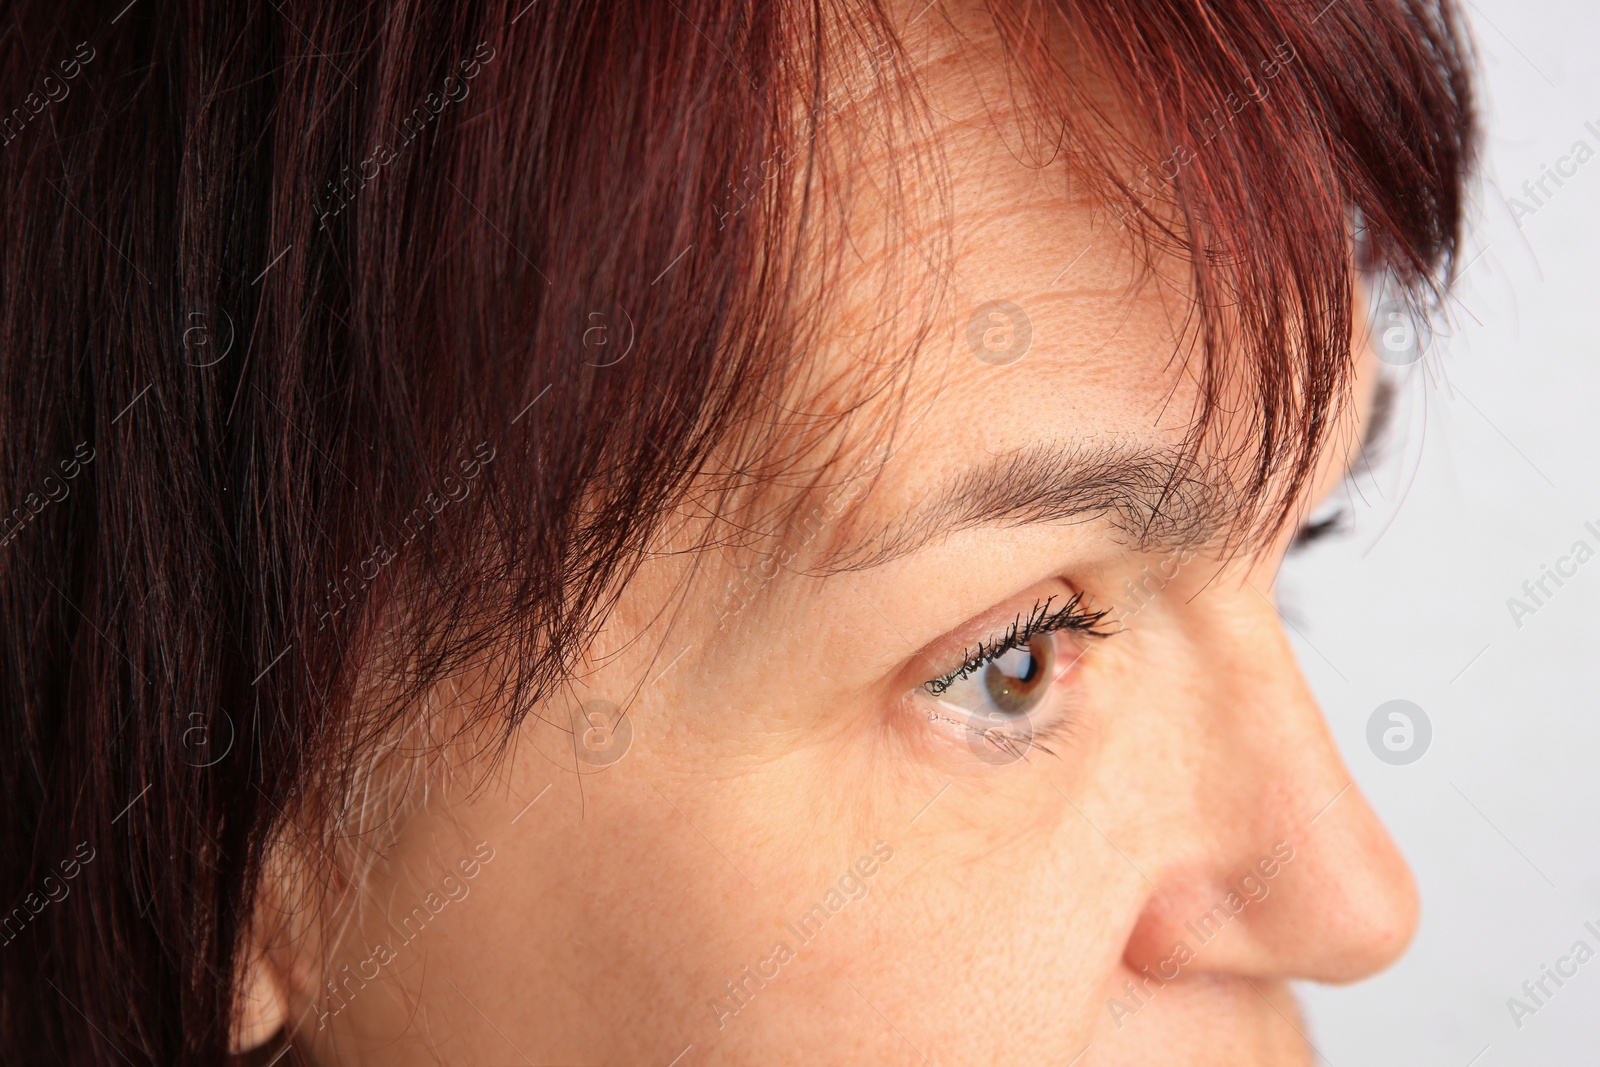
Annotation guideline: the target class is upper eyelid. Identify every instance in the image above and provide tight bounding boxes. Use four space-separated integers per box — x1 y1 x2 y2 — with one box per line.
925 607 1033 694
947 600 1049 678
924 593 1111 691
909 589 1065 687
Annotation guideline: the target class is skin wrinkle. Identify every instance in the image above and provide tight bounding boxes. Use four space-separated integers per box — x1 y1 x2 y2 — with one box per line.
764 53 1257 583
212 3 1460 1064
0 0 1476 1053
804 333 1396 583
810 439 1238 575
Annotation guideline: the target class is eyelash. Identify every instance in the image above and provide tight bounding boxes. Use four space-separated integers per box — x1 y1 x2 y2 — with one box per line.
1290 504 1352 551
922 591 1114 696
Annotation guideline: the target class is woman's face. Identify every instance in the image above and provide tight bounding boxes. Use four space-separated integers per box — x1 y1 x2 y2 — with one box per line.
277 9 1413 1065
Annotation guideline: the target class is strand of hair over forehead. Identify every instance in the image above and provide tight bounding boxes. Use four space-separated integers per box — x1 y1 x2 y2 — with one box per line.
975 0 1472 544
0 0 1471 1062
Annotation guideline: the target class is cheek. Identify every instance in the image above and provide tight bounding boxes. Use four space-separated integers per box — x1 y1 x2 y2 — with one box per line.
370 748 1130 1060
814 828 1145 1058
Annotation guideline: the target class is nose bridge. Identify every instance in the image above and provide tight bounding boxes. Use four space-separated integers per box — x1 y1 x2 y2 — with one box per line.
1121 583 1420 985
1198 585 1350 836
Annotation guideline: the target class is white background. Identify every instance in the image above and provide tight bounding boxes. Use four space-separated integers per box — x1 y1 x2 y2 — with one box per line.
1289 1 1600 1063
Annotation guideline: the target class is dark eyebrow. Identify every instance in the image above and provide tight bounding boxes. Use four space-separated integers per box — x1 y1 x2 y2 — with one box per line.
812 439 1238 575
807 379 1396 575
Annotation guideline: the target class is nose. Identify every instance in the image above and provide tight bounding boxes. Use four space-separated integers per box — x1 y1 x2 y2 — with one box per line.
1120 582 1420 985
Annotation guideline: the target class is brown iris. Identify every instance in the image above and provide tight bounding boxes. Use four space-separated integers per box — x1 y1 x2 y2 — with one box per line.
981 634 1055 716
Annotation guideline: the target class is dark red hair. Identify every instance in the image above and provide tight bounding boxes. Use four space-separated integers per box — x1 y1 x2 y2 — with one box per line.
0 0 1472 1062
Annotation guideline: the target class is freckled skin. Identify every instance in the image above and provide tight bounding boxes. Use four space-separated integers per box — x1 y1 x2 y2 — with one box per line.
244 3 1415 1064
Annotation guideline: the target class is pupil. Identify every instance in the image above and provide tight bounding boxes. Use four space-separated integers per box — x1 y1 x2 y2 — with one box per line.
982 635 1053 716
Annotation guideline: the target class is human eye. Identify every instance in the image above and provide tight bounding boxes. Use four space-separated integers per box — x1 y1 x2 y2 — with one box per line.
911 592 1114 764
1289 501 1351 552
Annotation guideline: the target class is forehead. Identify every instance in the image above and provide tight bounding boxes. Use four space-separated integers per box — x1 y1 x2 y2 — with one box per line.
710 0 1381 584
775 5 1228 559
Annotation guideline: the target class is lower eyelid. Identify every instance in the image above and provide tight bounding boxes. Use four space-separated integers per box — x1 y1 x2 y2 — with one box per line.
909 685 1084 764
911 632 1087 739
913 693 1031 754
